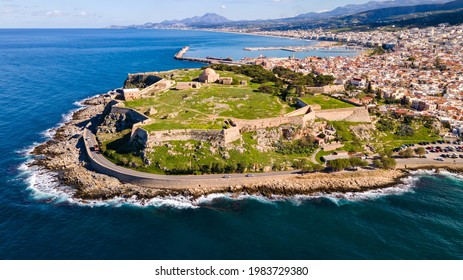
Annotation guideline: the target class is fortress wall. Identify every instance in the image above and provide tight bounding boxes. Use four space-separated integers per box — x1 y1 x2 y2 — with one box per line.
314 107 371 122
302 111 316 125
343 107 372 122
110 106 150 124
147 129 224 147
235 114 314 132
285 106 313 117
296 99 322 110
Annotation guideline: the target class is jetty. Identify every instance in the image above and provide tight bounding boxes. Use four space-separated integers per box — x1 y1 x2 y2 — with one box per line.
174 46 239 65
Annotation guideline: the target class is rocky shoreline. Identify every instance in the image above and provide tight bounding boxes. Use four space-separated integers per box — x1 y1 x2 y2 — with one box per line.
27 94 445 202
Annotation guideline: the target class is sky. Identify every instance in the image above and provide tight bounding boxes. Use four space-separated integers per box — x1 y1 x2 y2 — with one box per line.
0 0 374 28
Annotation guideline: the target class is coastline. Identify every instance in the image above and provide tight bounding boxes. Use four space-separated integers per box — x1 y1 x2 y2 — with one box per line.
25 92 438 202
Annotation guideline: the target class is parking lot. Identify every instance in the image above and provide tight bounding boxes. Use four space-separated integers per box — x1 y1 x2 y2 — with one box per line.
394 140 463 167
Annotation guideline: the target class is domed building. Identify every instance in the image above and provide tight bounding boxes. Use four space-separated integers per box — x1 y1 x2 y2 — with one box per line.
198 68 220 84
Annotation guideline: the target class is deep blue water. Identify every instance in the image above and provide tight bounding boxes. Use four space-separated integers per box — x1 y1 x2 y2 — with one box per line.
0 29 462 260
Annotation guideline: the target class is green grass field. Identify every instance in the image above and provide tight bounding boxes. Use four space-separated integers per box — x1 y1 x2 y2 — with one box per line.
124 70 292 132
300 95 355 110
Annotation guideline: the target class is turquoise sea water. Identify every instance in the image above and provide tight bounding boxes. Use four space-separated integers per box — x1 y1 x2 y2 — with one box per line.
0 29 462 260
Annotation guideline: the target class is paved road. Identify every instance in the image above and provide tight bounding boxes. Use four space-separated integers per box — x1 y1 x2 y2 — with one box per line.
310 148 321 164
82 127 299 183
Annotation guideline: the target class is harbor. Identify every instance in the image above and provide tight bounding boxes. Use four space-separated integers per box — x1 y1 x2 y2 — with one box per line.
243 45 364 52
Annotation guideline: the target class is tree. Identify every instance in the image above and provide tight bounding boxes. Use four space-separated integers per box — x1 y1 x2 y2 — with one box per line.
327 158 351 172
399 148 414 158
373 159 383 168
257 85 274 94
377 118 395 132
396 124 414 137
349 157 368 168
415 147 426 158
379 149 393 158
380 157 397 169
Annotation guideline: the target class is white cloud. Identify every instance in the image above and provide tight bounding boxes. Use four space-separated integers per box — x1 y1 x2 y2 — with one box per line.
220 4 226 9
45 10 63 17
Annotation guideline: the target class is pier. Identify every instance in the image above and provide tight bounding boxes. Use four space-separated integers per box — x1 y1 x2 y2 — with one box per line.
174 46 239 65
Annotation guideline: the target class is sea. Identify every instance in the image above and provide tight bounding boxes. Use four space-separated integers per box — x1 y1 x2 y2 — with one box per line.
0 29 462 260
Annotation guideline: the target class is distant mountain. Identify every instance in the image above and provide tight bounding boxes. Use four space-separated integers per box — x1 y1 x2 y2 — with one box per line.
160 13 231 26
108 0 462 30
294 0 451 19
340 0 463 24
269 0 463 31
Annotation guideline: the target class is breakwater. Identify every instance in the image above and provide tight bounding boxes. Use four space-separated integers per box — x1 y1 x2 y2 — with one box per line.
174 46 240 65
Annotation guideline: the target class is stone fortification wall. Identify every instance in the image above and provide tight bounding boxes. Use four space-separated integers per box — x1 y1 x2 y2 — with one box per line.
147 129 224 147
132 126 241 149
296 99 322 110
99 102 151 134
235 112 315 132
284 106 313 117
314 107 371 122
110 106 150 124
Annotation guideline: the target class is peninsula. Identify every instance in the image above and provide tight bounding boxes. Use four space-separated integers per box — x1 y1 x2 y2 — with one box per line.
31 24 463 201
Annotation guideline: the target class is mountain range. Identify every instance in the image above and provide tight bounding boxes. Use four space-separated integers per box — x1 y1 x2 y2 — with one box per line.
109 0 463 30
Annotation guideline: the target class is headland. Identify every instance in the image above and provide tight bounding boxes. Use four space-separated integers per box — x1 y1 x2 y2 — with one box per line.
29 59 463 202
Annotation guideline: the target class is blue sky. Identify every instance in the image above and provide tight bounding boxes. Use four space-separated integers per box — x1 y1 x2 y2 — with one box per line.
0 0 372 28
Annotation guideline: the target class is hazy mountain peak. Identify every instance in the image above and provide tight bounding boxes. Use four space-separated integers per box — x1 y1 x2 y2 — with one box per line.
296 0 451 18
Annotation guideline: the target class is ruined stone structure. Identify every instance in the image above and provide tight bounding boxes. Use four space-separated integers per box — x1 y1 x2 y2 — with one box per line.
140 79 174 95
176 82 202 90
199 68 220 83
99 102 151 134
122 88 141 101
219 77 233 85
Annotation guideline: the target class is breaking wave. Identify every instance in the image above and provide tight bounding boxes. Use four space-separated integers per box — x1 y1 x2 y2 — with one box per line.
18 163 430 210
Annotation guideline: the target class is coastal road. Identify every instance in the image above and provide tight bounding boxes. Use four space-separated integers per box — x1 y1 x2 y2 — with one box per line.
82 127 300 185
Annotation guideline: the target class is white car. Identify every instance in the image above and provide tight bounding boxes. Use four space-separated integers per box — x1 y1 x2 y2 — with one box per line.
435 157 444 161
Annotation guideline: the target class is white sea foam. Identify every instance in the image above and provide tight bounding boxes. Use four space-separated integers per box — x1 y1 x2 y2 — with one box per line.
39 110 77 139
72 93 102 107
194 193 278 206
19 161 200 209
